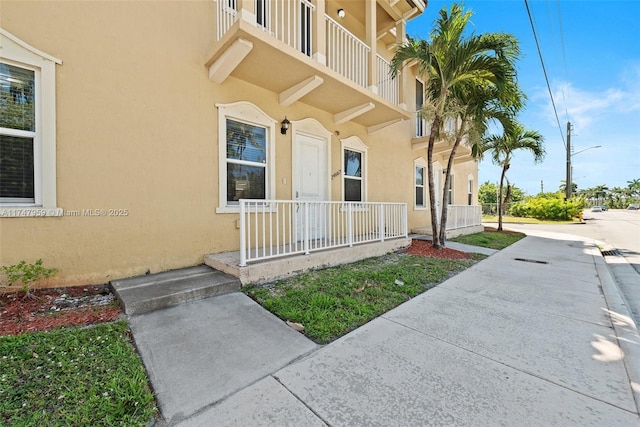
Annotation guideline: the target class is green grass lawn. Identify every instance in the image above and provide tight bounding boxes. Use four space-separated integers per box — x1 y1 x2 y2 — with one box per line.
451 229 526 250
244 252 484 344
0 321 156 426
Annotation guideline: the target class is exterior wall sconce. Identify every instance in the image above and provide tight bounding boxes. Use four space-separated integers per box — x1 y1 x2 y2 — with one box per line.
337 8 345 18
281 117 290 135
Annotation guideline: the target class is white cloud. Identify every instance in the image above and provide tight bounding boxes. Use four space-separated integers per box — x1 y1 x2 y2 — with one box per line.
533 64 640 131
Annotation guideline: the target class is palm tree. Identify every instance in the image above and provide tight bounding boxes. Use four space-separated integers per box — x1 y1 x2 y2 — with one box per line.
627 179 640 201
558 180 578 195
391 3 520 248
475 121 545 231
438 78 524 244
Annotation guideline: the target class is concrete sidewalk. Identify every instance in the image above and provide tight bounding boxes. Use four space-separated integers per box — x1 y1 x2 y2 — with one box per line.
133 234 640 426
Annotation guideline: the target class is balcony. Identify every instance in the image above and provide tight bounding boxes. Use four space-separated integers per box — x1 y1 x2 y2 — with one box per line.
206 0 415 130
412 113 474 163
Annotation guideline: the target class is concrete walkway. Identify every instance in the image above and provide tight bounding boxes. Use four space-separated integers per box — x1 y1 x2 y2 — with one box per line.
132 234 640 426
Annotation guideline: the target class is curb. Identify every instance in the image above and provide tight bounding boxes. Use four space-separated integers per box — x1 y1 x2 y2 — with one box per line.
594 253 640 415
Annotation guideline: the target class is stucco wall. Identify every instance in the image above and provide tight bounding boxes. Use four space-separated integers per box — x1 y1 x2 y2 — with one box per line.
0 1 477 287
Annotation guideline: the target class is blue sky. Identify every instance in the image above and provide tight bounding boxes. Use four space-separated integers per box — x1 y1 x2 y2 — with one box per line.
407 0 640 195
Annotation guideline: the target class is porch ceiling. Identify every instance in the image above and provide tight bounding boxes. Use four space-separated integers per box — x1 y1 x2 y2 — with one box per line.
204 21 411 129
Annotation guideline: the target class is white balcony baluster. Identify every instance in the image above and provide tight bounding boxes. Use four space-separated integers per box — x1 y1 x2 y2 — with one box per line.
238 200 408 266
325 16 369 87
376 55 399 105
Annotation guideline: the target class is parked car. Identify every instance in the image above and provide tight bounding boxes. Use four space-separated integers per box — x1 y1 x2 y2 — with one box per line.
600 205 608 211
628 204 639 210
591 206 603 212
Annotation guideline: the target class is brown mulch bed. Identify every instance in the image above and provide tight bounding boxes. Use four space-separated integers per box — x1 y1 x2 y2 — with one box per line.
0 285 122 336
483 226 520 234
1 240 472 336
404 239 471 259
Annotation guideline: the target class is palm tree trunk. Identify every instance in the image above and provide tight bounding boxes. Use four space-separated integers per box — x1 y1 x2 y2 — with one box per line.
427 116 442 248
438 120 467 245
498 165 507 231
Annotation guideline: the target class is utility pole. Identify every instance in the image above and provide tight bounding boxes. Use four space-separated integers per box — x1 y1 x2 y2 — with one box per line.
566 121 572 200
541 180 544 194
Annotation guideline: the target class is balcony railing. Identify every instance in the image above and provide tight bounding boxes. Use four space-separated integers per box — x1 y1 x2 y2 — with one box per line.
214 1 405 106
325 16 369 88
239 200 408 266
415 111 427 138
376 55 399 105
445 205 482 231
216 0 315 56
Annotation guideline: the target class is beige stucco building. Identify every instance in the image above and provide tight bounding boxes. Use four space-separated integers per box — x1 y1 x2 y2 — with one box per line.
0 0 480 287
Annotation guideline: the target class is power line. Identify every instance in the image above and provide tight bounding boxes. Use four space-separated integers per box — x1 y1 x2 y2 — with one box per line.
524 0 566 149
555 0 570 121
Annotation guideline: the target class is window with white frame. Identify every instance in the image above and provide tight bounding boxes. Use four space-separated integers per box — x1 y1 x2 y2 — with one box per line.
0 29 60 216
216 101 276 213
414 158 428 209
1 63 35 203
447 174 454 205
415 79 425 137
341 136 367 202
415 166 425 207
467 175 474 205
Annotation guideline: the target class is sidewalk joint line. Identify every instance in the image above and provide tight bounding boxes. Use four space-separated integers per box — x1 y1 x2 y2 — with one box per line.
272 375 332 426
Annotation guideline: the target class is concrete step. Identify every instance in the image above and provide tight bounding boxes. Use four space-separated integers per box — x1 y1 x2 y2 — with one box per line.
110 265 241 315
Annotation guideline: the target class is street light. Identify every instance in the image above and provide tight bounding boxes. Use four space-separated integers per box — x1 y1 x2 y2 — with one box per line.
572 145 602 157
567 145 602 198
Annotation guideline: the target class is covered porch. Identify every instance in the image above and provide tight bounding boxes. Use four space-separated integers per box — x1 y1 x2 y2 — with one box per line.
205 200 483 285
411 205 484 239
205 200 410 285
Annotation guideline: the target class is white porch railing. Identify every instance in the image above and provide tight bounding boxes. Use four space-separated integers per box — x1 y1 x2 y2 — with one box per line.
216 0 315 56
326 15 369 88
239 200 408 266
376 55 399 105
445 205 482 231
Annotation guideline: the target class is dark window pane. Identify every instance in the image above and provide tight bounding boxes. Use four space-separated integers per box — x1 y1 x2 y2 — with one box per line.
226 119 266 163
0 63 35 132
227 163 265 203
300 3 312 56
0 135 34 200
416 187 424 206
415 166 423 185
415 79 424 109
344 177 361 202
256 0 268 28
344 149 361 177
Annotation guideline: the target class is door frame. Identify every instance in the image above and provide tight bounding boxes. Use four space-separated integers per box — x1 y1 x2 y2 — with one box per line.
291 118 332 202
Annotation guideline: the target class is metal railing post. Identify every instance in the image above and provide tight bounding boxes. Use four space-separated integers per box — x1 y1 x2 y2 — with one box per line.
379 204 385 242
304 202 310 255
347 203 353 247
239 200 247 267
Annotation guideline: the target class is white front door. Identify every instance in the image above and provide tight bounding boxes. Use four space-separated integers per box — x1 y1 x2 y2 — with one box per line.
294 133 328 241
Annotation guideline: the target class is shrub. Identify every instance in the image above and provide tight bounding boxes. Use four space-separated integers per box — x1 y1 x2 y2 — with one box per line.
508 194 584 220
0 259 58 297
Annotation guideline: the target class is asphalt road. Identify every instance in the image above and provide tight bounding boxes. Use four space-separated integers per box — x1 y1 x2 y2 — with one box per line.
494 208 640 327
